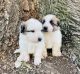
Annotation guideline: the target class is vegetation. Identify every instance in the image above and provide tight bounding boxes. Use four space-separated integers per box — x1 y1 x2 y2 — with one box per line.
38 0 80 66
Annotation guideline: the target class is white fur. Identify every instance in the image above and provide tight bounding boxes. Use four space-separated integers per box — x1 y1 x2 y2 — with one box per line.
42 14 62 56
14 18 46 68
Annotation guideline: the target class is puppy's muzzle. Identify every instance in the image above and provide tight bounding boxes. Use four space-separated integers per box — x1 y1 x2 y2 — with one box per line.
42 27 48 32
38 38 42 42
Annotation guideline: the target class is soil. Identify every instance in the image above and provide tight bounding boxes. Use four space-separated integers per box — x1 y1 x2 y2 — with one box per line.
0 50 78 74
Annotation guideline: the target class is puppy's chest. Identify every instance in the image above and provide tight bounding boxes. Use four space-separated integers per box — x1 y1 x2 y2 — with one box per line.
44 32 61 48
44 33 53 48
27 43 37 54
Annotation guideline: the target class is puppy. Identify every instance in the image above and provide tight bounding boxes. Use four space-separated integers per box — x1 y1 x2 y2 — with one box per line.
14 18 46 68
41 14 62 56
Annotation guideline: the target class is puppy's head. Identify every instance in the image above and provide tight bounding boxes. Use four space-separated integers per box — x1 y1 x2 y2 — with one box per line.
41 14 60 32
20 18 44 43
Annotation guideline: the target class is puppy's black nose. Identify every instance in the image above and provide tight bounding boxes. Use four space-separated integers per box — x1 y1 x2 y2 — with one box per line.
43 27 48 31
38 38 42 41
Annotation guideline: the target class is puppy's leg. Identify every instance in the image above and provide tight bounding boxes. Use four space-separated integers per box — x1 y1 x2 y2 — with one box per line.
34 49 42 65
42 48 47 59
15 54 23 68
22 53 29 62
15 53 29 68
52 43 61 56
34 42 44 65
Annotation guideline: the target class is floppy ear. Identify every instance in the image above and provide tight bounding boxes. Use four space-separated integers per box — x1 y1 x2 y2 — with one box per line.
21 25 25 33
40 19 42 23
20 22 26 33
40 19 45 24
57 20 60 26
57 18 60 26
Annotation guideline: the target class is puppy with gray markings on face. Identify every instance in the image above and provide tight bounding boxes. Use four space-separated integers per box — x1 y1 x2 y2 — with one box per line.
41 14 62 57
14 18 46 68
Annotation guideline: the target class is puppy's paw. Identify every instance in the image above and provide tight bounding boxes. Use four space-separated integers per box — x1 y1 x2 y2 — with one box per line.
15 61 22 68
34 59 41 65
53 51 62 57
24 56 29 62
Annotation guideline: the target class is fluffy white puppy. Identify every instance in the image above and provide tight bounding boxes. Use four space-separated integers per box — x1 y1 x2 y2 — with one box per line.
41 14 62 56
14 18 45 68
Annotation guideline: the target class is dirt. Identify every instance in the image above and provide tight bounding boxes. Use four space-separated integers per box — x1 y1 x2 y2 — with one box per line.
0 50 78 74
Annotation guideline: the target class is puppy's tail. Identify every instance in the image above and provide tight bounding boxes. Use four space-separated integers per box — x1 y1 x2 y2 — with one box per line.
14 49 20 54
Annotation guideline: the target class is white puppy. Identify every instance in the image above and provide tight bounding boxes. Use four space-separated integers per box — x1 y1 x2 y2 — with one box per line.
41 14 62 56
14 18 45 68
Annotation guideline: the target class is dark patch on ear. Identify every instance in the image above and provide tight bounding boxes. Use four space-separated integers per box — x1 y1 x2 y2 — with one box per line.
41 19 45 24
21 25 26 33
57 21 60 26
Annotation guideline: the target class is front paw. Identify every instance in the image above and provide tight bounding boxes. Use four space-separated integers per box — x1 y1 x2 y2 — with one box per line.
24 56 29 62
34 59 41 65
15 61 22 68
53 51 62 57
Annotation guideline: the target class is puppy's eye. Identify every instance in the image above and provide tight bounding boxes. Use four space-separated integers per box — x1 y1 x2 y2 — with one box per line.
27 30 35 32
41 19 45 24
31 30 35 32
50 20 54 25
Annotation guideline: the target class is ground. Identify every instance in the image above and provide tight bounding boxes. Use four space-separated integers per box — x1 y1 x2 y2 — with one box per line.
0 50 78 74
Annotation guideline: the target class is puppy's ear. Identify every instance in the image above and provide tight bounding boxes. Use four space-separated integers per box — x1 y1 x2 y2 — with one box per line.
20 23 26 33
57 18 60 26
40 19 45 24
57 20 60 26
21 25 25 33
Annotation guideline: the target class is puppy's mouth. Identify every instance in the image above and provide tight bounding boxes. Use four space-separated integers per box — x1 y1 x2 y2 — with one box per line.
41 29 48 32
